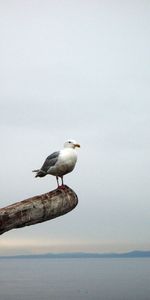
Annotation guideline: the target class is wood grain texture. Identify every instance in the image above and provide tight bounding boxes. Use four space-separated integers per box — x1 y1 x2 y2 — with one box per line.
0 185 78 235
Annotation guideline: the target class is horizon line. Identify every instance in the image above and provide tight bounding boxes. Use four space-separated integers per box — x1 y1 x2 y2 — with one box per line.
0 250 150 259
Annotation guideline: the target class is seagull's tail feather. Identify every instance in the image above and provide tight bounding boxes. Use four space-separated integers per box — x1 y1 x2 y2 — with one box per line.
32 169 46 178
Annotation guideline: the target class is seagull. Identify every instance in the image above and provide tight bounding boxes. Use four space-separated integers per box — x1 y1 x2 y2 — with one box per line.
33 139 80 187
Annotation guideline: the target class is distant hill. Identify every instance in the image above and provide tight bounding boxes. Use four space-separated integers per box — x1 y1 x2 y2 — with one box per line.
0 250 150 259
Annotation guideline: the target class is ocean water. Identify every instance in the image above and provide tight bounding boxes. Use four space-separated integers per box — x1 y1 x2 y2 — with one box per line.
0 258 150 300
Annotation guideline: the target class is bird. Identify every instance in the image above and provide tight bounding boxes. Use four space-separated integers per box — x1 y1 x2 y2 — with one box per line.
32 139 80 188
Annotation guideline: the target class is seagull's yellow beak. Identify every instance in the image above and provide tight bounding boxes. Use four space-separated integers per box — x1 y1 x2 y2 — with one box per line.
75 143 80 148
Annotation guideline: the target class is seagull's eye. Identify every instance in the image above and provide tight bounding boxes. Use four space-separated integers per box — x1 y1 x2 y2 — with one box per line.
68 141 71 143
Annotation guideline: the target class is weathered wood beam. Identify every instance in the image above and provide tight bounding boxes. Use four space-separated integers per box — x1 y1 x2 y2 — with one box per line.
0 185 78 235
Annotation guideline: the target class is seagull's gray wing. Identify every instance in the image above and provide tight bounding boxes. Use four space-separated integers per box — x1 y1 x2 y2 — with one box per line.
35 151 59 177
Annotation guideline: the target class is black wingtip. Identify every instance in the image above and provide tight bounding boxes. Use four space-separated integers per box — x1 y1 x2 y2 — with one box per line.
35 171 46 178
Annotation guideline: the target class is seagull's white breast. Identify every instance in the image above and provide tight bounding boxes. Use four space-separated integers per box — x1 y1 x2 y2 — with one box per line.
49 148 77 176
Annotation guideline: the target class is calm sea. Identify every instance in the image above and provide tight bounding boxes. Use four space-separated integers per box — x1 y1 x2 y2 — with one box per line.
0 258 150 300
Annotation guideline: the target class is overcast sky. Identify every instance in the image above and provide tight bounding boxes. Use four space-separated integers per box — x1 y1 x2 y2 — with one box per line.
0 0 150 255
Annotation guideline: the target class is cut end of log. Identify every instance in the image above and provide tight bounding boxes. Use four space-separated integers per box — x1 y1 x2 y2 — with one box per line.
0 185 78 235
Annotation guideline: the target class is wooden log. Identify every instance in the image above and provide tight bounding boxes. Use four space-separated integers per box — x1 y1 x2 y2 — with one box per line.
0 185 78 235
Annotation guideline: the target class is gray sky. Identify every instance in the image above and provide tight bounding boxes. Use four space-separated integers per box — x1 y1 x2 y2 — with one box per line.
0 0 150 255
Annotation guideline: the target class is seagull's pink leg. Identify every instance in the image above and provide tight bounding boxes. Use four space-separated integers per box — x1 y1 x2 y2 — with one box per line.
61 176 64 186
56 176 59 188
58 176 66 189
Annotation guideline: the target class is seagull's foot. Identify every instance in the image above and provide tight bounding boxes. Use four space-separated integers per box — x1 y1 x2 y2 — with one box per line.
58 184 66 190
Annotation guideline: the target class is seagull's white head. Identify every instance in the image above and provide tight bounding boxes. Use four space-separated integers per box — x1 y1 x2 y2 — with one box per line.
64 139 80 149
